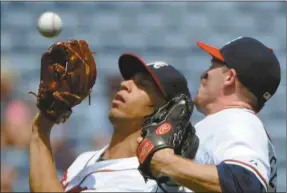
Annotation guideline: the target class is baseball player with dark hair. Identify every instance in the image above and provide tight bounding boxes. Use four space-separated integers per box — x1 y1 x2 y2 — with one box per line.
28 40 199 192
136 37 281 192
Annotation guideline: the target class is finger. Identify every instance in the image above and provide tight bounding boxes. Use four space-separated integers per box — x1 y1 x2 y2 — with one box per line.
78 40 97 89
60 91 81 100
66 40 85 69
59 92 82 105
78 40 89 59
53 91 70 106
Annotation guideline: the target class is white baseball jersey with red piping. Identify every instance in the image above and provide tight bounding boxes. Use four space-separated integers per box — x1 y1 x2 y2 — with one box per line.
193 108 277 192
60 146 157 192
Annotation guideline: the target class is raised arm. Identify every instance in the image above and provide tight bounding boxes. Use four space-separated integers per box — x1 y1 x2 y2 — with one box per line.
29 112 65 192
28 39 97 192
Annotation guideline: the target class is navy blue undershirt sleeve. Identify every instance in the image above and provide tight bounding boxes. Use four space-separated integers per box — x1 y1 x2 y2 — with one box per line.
216 162 266 193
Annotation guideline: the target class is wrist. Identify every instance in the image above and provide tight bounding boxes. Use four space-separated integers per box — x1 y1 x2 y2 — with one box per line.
153 148 174 161
151 148 175 177
32 112 55 134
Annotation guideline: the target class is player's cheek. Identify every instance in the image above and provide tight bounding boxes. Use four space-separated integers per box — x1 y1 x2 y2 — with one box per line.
131 102 151 118
197 82 207 97
135 104 150 117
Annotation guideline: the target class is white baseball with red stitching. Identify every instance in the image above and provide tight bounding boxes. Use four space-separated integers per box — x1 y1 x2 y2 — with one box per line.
37 11 62 38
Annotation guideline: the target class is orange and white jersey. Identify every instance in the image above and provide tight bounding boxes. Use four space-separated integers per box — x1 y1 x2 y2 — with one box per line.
194 108 277 192
61 146 157 192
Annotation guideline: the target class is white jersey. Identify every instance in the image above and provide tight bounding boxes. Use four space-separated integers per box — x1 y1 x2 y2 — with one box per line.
148 181 193 193
194 108 277 192
61 146 157 192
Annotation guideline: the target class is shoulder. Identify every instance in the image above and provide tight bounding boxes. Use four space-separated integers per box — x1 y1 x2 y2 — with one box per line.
74 151 99 163
61 150 100 187
66 146 108 177
216 111 269 152
202 109 266 137
66 151 98 175
208 110 271 164
71 151 99 167
72 145 109 166
222 110 267 140
195 108 270 154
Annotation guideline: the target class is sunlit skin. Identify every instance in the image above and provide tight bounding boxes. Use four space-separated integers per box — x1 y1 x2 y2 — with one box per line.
108 72 166 135
194 59 229 115
194 58 251 115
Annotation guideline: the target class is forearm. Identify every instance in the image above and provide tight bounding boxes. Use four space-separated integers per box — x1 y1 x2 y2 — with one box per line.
29 113 64 192
153 150 221 192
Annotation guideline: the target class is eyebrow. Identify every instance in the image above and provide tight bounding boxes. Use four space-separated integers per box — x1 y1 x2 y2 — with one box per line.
136 73 153 82
136 74 161 92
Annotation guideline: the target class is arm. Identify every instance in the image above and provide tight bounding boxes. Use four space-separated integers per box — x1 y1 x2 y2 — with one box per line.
152 150 266 193
29 39 97 192
29 112 64 192
151 149 221 192
150 128 270 193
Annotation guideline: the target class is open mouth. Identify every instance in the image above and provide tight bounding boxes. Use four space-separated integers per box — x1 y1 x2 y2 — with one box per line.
114 93 125 103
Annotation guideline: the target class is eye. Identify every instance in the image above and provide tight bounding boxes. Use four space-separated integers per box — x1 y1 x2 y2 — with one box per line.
200 70 209 80
138 80 150 88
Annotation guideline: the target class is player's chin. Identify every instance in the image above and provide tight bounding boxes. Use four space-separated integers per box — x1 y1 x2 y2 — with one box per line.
108 106 127 119
194 95 204 112
193 93 199 105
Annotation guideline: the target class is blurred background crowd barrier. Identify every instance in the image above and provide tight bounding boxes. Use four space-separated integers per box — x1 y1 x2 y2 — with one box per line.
1 1 286 192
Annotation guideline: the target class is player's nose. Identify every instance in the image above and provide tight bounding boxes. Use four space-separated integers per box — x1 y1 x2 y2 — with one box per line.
119 80 132 93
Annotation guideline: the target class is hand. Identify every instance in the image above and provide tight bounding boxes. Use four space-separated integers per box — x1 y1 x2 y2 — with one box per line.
137 137 174 177
136 94 193 181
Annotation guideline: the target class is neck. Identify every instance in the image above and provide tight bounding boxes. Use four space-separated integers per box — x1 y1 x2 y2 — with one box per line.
103 127 141 160
203 98 253 116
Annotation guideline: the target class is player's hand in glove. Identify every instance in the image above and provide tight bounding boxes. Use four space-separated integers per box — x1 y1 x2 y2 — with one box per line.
29 40 97 124
136 94 199 183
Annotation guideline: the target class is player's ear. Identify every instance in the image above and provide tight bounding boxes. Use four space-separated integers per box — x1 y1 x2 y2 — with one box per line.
224 68 236 87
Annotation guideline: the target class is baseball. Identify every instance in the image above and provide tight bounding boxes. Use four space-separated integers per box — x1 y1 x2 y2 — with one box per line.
37 12 62 38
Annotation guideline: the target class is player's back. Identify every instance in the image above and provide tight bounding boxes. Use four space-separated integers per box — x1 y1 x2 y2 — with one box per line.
194 108 277 192
61 146 157 192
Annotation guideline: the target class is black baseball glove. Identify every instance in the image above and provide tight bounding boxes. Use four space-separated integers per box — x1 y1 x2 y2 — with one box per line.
136 94 199 183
